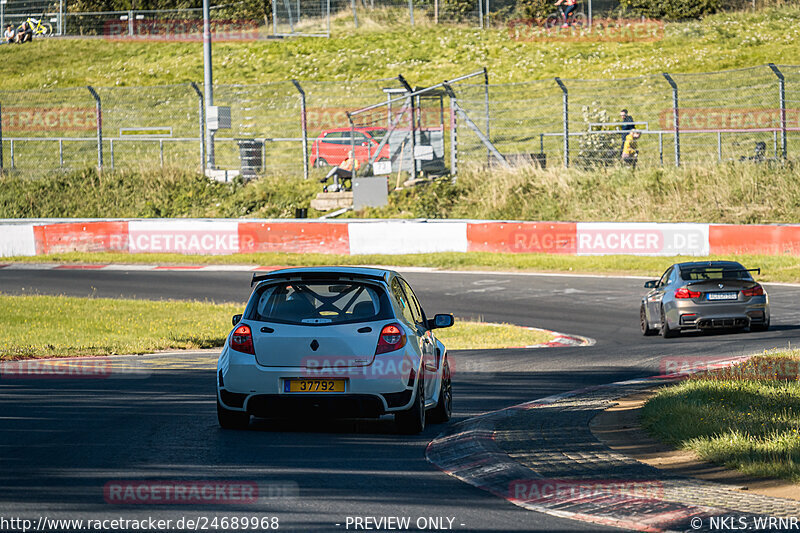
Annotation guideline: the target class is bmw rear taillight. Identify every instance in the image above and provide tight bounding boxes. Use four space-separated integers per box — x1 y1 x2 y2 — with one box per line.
675 287 702 299
742 284 764 297
230 324 255 355
376 323 407 354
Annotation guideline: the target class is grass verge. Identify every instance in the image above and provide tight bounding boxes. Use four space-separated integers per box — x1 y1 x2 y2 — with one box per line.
0 294 553 359
641 350 800 482
4 252 800 284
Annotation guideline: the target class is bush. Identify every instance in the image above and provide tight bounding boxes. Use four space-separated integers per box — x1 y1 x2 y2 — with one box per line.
618 0 722 19
514 0 551 20
575 106 619 169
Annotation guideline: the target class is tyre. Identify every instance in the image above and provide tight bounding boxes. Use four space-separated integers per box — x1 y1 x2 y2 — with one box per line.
750 319 770 332
640 305 657 336
571 13 587 27
428 358 452 424
395 373 425 434
42 23 53 36
217 399 250 430
545 15 560 29
660 306 678 338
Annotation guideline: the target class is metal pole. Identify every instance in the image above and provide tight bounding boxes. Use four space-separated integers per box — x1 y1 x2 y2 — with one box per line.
768 63 787 159
478 0 483 29
87 86 103 169
159 139 164 167
203 0 215 169
190 82 205 172
588 0 592 27
292 80 309 181
717 131 722 162
283 0 294 33
663 73 680 167
483 67 490 166
272 0 278 35
59 139 63 167
555 77 568 168
110 139 114 169
485 0 489 26
449 88 458 182
326 0 330 36
658 132 663 165
346 114 357 181
398 74 416 177
58 0 63 35
351 0 358 28
1 1 4 38
540 133 543 154
128 10 133 36
408 0 414 26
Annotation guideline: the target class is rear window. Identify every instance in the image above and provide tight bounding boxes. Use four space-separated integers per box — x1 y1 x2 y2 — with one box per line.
248 281 392 325
679 266 753 281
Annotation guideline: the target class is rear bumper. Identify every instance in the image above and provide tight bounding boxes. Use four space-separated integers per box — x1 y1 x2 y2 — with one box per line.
670 298 768 330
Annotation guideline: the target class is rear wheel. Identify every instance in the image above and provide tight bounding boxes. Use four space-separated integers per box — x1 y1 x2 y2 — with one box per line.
660 306 678 338
545 15 560 28
428 358 452 424
217 399 250 430
640 305 657 336
571 13 587 27
395 374 425 434
42 23 53 36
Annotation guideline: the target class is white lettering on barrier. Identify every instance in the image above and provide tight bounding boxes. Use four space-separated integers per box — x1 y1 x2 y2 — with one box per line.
576 223 709 256
128 221 239 255
348 222 468 255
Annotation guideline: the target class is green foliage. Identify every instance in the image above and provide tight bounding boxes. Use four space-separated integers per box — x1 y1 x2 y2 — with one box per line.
619 0 722 19
576 106 620 169
514 0 551 20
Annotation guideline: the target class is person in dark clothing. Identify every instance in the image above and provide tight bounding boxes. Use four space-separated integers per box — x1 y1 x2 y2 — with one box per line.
16 21 33 43
620 109 635 153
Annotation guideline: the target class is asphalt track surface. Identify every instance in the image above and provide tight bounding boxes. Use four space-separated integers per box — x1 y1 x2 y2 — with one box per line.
2 268 800 533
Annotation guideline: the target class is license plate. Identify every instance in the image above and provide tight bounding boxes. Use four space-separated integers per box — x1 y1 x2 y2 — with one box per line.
707 292 738 301
284 379 345 393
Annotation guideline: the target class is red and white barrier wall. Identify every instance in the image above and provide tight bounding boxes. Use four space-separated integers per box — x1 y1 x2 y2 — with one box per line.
1 219 799 258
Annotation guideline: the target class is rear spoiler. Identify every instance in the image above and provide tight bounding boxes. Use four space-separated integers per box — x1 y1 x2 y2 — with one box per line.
680 267 760 275
251 271 388 287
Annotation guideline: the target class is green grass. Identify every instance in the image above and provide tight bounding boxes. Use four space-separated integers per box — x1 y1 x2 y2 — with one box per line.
2 8 799 90
5 161 800 223
5 251 800 282
0 293 242 359
0 293 552 359
641 350 800 482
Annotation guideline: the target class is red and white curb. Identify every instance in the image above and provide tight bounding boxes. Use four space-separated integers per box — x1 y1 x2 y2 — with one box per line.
425 357 771 532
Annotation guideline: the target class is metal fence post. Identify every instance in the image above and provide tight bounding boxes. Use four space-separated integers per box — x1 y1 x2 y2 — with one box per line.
483 67 490 166
478 0 484 29
272 0 278 35
128 10 133 36
346 113 357 181
555 77 568 168
292 80 309 180
87 86 103 170
190 82 206 172
768 63 787 159
662 73 680 167
398 74 416 177
408 0 414 26
351 0 358 28
446 85 458 182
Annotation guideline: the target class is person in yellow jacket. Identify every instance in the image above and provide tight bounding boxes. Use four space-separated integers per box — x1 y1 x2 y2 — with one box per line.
621 130 641 168
320 151 361 192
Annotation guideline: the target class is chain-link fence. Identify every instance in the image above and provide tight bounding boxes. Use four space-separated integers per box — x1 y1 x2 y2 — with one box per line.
1 64 798 178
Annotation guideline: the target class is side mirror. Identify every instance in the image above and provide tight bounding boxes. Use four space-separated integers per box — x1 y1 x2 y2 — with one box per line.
428 313 455 330
232 314 243 326
644 280 657 289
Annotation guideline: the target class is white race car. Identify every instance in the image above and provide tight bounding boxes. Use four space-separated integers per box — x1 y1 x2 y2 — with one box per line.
216 267 454 434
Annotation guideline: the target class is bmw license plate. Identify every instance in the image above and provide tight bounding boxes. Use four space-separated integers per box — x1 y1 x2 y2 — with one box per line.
284 379 345 393
707 292 738 301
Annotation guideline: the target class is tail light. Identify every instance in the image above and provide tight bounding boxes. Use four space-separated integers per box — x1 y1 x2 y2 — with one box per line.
376 323 407 354
675 287 702 299
230 324 255 355
742 284 764 297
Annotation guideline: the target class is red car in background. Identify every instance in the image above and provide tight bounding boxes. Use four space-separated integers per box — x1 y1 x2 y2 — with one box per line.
309 127 390 167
